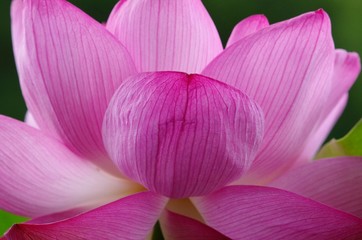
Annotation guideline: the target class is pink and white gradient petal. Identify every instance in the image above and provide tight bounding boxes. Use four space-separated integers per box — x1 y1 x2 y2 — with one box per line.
294 50 360 164
192 186 362 239
3 192 168 240
24 111 39 129
103 72 264 198
107 0 223 73
293 95 347 165
327 50 361 111
0 115 139 218
203 10 335 184
226 14 269 48
11 0 137 171
270 157 362 218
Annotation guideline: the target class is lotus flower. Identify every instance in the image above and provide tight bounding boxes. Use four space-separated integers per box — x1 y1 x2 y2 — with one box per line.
1 0 361 239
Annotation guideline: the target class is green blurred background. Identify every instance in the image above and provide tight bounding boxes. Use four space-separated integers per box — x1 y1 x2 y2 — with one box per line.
0 0 361 235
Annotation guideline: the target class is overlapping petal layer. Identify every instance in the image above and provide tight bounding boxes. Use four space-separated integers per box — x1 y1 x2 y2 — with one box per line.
294 50 360 164
107 0 223 73
5 1 361 238
226 14 269 48
203 10 335 183
3 192 168 240
103 72 264 198
192 186 362 239
294 95 347 165
160 210 229 240
11 0 137 170
327 50 361 110
0 115 137 218
270 157 362 218
24 111 39 129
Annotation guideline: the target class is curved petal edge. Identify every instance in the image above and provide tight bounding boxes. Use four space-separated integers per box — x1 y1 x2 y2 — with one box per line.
3 192 168 240
193 185 362 240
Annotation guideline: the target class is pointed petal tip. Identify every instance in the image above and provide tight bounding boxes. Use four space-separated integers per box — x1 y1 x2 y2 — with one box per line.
250 14 269 22
226 14 269 48
336 50 361 72
336 50 361 84
315 8 327 15
311 8 329 21
315 8 331 27
312 9 331 30
281 8 331 31
235 14 269 31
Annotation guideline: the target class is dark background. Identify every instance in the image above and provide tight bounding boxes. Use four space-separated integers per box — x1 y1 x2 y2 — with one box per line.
1 0 361 139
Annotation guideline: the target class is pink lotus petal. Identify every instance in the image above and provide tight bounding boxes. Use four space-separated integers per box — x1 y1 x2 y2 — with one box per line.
192 186 362 239
3 192 168 240
294 95 348 165
294 50 360 164
11 0 137 170
28 209 90 224
160 210 229 240
203 10 335 183
103 72 264 198
107 0 223 73
0 115 139 218
226 14 269 48
270 157 362 218
24 111 39 129
328 50 361 110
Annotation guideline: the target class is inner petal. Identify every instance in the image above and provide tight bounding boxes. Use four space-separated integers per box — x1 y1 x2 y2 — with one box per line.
103 72 264 198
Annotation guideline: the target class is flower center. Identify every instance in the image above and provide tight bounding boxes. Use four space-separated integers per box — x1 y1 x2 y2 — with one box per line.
103 72 264 198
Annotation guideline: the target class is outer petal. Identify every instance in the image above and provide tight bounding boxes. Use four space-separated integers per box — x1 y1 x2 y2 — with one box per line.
294 50 360 164
0 115 139 218
270 157 362 218
160 210 229 240
294 95 347 165
226 14 269 48
11 0 137 170
103 72 264 198
106 0 223 73
327 50 361 110
3 192 168 240
192 186 362 240
203 10 335 183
